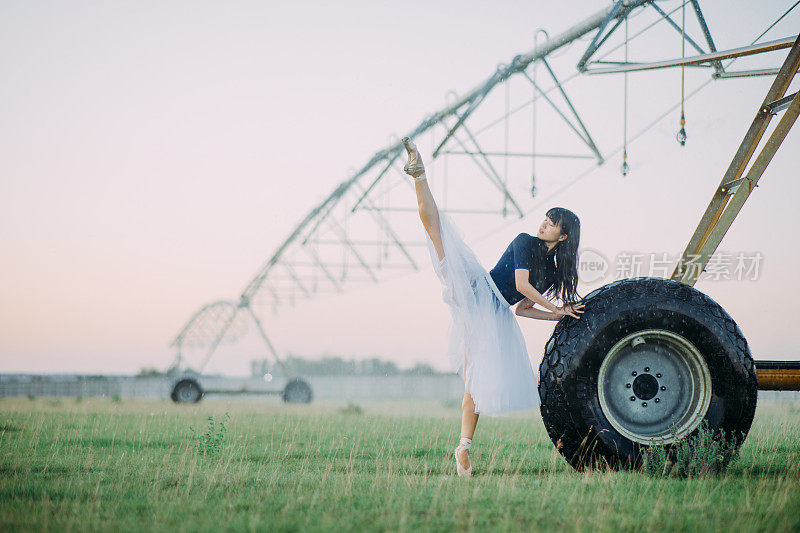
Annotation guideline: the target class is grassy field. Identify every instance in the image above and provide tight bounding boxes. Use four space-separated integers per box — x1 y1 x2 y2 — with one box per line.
1 396 798 532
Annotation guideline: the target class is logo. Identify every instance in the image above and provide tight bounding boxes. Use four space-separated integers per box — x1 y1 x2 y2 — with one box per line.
578 249 609 283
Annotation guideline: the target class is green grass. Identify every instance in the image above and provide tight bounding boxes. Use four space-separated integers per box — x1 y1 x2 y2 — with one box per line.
0 397 798 532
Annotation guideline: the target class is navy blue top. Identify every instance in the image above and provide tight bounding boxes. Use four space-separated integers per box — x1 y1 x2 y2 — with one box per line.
488 233 557 305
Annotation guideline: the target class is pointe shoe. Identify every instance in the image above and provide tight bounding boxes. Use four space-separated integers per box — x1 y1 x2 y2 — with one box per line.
454 437 472 477
401 137 427 181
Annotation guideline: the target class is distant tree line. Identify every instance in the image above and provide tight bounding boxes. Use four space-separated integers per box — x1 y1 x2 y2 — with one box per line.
136 367 166 377
253 354 444 377
137 355 446 378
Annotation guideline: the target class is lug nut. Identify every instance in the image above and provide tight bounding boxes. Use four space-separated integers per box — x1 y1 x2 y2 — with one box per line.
656 373 661 378
631 371 637 376
642 402 648 407
626 383 632 388
655 398 660 403
660 386 666 391
630 396 636 401
644 367 650 372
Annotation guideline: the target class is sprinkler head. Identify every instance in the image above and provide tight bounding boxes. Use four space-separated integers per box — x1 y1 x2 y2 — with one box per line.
677 127 687 146
621 150 630 177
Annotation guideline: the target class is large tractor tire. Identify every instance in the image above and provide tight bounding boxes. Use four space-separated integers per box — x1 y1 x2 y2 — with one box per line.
538 277 757 471
170 378 204 404
282 378 313 404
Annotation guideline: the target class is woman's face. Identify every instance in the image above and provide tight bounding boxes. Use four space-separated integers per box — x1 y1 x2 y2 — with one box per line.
538 216 564 244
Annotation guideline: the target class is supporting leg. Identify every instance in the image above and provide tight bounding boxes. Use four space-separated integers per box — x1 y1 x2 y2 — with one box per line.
458 390 479 470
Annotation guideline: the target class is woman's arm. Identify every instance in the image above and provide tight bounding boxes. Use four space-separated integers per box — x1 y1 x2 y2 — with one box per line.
517 307 561 320
514 269 560 314
515 298 561 320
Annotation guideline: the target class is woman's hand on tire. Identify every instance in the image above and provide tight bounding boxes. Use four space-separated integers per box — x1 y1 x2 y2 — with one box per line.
558 302 585 319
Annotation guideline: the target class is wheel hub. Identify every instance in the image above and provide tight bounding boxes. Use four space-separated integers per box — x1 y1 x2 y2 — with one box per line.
597 329 712 445
632 373 658 400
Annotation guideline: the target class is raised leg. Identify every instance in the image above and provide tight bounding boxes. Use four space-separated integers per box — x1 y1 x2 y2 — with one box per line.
413 172 445 262
402 137 445 263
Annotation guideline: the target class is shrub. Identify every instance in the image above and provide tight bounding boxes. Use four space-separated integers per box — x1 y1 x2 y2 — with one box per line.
339 402 363 415
641 419 740 478
189 412 230 457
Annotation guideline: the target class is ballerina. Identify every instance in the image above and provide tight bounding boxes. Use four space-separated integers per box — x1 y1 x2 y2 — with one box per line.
400 137 585 477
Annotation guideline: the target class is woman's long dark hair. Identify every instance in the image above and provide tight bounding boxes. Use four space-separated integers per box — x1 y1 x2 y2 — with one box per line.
542 207 581 305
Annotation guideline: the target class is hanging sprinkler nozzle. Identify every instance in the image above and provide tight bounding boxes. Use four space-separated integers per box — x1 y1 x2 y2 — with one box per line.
676 113 687 146
621 150 630 177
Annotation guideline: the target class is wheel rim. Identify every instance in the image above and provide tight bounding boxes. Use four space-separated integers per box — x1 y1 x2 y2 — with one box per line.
177 384 198 403
286 383 309 402
597 329 712 445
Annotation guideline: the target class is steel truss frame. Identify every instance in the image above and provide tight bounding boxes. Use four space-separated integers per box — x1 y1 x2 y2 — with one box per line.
671 35 800 285
169 1 798 375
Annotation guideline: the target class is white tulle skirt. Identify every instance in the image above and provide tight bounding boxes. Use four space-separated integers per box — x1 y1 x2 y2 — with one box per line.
421 209 541 416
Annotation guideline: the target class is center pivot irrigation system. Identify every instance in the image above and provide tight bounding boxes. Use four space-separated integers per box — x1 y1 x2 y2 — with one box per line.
169 1 800 470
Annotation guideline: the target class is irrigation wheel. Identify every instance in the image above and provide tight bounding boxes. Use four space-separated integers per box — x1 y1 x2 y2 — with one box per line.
538 277 757 470
282 378 313 403
170 378 204 404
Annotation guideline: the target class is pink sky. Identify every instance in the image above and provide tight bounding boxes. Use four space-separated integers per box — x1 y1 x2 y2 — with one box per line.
1 1 799 375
